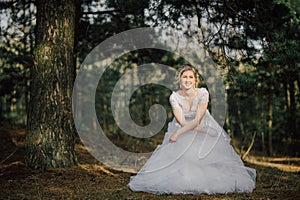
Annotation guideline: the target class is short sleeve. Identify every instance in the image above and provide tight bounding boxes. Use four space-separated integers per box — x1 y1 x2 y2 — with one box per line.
197 88 209 103
169 92 181 109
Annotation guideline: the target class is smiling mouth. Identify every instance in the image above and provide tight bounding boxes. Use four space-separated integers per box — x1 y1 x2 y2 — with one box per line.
183 83 193 88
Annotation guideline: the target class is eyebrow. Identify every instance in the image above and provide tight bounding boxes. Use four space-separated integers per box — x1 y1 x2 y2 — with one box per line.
182 75 195 78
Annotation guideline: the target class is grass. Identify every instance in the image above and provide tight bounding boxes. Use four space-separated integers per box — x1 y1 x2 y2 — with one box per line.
0 127 299 199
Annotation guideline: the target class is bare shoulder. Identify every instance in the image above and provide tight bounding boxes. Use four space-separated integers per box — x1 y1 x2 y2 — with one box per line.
195 87 202 94
175 89 183 95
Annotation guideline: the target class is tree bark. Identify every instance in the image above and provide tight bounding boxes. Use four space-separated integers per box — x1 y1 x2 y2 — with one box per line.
267 91 273 156
288 79 296 138
25 0 78 169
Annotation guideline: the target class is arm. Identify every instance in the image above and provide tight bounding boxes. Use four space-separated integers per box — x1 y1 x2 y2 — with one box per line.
169 93 186 126
173 108 186 126
169 102 208 142
176 102 207 134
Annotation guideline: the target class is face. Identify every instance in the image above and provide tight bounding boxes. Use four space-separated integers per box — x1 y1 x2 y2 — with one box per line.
180 70 196 90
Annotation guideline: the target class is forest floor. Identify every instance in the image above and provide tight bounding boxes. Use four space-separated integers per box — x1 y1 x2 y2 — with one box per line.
0 127 299 200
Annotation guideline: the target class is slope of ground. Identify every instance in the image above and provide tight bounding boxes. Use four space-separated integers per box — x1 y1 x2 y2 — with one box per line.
0 128 299 199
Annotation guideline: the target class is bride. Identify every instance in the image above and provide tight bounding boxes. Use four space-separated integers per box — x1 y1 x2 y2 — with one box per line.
128 65 256 194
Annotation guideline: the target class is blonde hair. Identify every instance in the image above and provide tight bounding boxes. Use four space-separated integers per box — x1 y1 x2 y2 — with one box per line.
175 64 200 85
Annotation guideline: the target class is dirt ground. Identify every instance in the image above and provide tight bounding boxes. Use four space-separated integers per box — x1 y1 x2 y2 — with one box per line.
0 127 299 200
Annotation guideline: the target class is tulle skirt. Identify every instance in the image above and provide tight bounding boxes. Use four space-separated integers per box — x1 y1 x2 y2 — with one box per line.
128 111 256 194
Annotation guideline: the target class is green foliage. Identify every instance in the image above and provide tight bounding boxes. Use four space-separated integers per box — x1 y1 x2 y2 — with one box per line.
0 1 35 124
151 0 299 155
0 0 298 156
95 49 187 152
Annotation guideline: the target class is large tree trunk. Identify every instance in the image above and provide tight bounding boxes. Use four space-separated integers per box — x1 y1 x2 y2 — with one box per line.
25 0 78 169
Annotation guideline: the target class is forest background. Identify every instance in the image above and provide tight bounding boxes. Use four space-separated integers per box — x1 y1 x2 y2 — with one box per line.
0 0 299 199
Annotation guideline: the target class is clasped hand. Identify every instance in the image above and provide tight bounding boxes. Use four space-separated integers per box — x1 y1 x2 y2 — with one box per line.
169 126 202 142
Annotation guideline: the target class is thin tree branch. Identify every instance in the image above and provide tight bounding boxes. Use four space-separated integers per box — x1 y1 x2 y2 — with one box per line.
82 10 120 16
242 131 256 160
224 0 256 25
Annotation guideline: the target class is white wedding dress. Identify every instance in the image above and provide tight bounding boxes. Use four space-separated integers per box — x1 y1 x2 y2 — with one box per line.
128 88 256 194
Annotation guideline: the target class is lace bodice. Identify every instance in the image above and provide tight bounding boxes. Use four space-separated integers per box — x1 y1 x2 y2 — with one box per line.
169 88 209 119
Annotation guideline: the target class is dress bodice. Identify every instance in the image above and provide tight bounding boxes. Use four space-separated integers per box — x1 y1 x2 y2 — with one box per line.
169 88 209 119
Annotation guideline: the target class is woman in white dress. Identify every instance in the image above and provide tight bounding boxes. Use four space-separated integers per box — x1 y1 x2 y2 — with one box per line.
128 65 256 194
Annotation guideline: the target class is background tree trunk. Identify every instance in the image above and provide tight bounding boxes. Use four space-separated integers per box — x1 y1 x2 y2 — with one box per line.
25 0 78 169
267 91 273 156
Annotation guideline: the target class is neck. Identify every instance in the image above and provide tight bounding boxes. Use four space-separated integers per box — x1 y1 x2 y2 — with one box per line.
182 88 195 97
